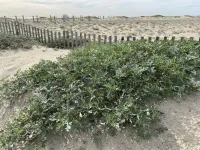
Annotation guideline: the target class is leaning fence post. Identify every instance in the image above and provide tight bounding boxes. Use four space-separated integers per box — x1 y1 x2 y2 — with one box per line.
4 16 7 23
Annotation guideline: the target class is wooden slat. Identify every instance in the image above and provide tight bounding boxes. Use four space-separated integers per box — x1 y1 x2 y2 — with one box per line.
0 22 2 33
109 36 112 44
32 27 35 38
11 22 15 35
5 21 8 33
84 33 87 46
80 32 83 47
51 30 53 47
71 31 74 48
127 36 130 41
156 36 160 41
44 29 47 44
22 15 25 23
98 35 101 45
26 25 29 37
93 34 96 43
75 32 78 47
38 28 41 41
35 27 38 39
104 35 107 44
148 37 152 42
114 36 117 43
15 16 18 22
181 37 184 41
2 22 6 33
54 31 57 46
47 30 50 44
7 22 11 34
63 31 66 48
58 32 61 48
88 34 91 46
66 31 69 48
36 16 39 22
40 29 43 43
29 25 31 37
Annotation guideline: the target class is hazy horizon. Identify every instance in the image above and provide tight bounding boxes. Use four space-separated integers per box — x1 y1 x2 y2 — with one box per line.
0 0 200 18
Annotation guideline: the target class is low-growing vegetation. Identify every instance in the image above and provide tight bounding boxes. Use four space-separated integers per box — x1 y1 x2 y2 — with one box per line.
0 33 38 49
0 40 200 148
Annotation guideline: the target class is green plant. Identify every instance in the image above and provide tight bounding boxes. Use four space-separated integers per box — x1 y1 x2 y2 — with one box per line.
1 40 200 148
0 33 38 49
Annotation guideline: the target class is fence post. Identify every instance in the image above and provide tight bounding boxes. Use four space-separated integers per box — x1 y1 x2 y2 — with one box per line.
164 36 167 41
104 35 107 44
98 35 101 45
0 22 2 33
114 36 117 43
80 32 83 47
54 31 57 46
93 34 96 43
40 29 43 43
88 34 91 46
44 29 47 44
8 22 11 34
36 16 39 23
109 36 112 44
11 22 14 35
4 16 7 23
50 15 52 22
58 32 61 48
148 37 152 42
22 15 25 23
15 16 18 22
33 16 35 22
75 32 78 47
71 31 74 48
63 31 66 48
84 33 86 46
54 16 56 24
66 31 69 48
51 30 54 47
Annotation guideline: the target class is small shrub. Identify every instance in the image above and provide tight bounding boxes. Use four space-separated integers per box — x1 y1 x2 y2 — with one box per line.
0 33 38 50
0 40 200 148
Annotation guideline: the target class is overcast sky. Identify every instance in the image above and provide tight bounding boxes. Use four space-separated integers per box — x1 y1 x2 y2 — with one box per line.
0 0 200 17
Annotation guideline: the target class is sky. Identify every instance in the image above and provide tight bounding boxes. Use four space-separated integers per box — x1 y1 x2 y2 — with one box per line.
0 0 200 18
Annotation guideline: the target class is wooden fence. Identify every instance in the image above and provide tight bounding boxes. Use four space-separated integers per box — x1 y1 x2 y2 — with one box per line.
0 21 200 49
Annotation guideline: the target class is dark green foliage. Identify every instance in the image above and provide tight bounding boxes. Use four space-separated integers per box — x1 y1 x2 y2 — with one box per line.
1 40 200 148
0 33 38 49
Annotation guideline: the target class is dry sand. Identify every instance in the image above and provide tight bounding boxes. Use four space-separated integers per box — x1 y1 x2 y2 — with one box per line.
0 46 200 150
7 16 200 40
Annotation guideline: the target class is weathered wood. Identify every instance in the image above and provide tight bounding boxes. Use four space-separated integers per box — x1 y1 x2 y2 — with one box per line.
190 37 194 40
32 27 35 38
0 22 2 33
15 16 18 22
7 22 11 33
47 30 50 44
26 25 29 36
84 33 87 46
14 22 19 35
109 36 112 44
54 32 57 46
127 36 130 41
121 36 124 42
58 32 61 47
4 21 8 34
71 31 74 48
44 29 47 44
33 16 35 22
66 31 69 48
93 34 96 43
114 36 117 43
80 33 83 47
22 15 25 23
98 35 101 45
172 36 175 41
88 34 91 46
156 36 160 41
141 36 144 40
29 25 31 37
54 16 56 24
181 37 184 41
133 37 136 41
51 30 53 47
36 16 39 22
35 27 38 39
50 15 52 22
63 31 66 48
148 37 152 41
4 16 7 23
164 37 167 41
40 29 43 43
75 32 78 47
37 28 40 41
199 37 200 43
104 35 107 44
